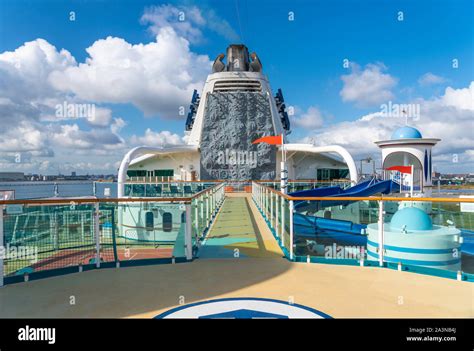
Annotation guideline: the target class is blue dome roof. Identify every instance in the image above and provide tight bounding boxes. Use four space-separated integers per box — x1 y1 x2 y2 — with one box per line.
390 207 433 231
391 126 422 139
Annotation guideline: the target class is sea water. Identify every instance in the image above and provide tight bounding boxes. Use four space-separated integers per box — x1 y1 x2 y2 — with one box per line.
0 181 117 199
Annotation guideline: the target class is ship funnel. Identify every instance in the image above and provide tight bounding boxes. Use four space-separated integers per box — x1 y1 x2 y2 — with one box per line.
226 44 250 71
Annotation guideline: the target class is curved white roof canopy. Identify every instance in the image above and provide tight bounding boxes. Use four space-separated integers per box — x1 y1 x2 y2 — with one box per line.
283 144 359 184
117 143 358 197
117 145 199 198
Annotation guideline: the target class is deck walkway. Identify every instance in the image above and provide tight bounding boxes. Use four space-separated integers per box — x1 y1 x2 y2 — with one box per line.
199 193 282 259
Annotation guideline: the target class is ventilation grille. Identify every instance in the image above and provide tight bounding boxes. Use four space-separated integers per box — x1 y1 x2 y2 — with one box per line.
213 80 262 92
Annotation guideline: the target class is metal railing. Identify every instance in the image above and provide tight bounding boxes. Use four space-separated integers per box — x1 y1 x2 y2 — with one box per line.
251 181 474 282
0 183 225 286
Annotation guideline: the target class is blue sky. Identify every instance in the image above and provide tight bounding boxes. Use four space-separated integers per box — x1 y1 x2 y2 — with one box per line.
0 0 472 174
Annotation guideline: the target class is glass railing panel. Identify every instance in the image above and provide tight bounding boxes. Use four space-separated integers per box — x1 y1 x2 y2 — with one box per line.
116 202 187 260
122 181 222 198
98 203 117 263
282 198 291 258
3 203 97 277
378 199 471 276
293 198 371 265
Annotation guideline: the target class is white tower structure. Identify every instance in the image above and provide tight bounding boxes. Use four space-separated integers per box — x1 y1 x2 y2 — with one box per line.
118 44 360 197
375 126 440 195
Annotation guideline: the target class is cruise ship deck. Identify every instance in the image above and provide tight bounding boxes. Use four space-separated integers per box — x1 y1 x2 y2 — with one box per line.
1 192 472 319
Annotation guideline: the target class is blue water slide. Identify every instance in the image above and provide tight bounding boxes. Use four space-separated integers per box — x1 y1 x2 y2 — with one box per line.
461 229 474 256
291 181 474 256
294 213 368 246
291 179 398 212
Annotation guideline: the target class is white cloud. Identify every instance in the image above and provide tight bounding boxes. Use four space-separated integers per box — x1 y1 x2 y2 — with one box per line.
0 121 48 152
141 4 239 43
301 82 474 173
0 5 220 173
86 107 112 127
49 29 212 118
441 82 474 111
141 4 206 43
130 129 183 147
292 106 325 129
0 39 76 102
418 72 446 86
111 117 126 134
340 63 398 107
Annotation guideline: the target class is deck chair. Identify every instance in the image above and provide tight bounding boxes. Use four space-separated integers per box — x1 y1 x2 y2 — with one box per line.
183 185 193 194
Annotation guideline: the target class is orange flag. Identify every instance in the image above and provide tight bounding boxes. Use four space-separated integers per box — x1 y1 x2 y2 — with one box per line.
252 135 283 145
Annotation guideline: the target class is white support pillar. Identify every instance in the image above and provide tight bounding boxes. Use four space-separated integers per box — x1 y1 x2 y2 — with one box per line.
185 204 193 260
289 200 294 260
378 200 385 266
94 203 100 268
0 205 4 287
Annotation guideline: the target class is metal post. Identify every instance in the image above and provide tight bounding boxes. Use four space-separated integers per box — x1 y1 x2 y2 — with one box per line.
200 195 204 226
289 200 294 260
94 203 100 268
264 188 268 217
378 200 384 266
53 212 59 250
212 190 215 213
281 197 285 247
206 195 210 225
280 161 288 194
111 206 118 263
209 190 213 216
259 185 262 208
270 190 274 228
275 194 279 237
258 184 260 207
185 204 193 260
0 205 4 287
194 203 199 237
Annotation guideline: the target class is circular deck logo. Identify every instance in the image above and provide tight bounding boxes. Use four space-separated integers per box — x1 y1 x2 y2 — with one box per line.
155 298 331 319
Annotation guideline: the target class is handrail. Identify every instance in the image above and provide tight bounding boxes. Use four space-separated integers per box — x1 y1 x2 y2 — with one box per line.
0 182 472 205
191 183 224 200
123 179 349 184
0 183 224 206
254 182 474 203
0 197 194 206
125 179 226 184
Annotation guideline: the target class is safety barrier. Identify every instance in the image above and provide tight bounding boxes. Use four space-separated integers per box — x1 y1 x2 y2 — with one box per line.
0 183 225 286
251 181 474 282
